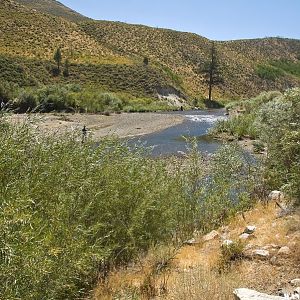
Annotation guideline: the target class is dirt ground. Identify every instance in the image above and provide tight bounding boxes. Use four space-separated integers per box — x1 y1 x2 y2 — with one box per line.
6 112 184 140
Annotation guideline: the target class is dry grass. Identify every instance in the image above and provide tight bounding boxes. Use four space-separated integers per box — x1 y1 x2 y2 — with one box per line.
165 267 242 300
92 202 300 300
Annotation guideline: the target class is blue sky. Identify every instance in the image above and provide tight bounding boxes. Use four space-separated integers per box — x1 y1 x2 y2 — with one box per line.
60 0 300 41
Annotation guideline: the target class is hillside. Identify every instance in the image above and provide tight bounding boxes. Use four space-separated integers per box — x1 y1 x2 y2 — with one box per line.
14 0 89 22
80 20 300 98
0 0 177 98
1 0 300 102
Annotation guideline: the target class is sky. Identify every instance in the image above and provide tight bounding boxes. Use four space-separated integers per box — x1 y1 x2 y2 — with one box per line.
59 0 300 41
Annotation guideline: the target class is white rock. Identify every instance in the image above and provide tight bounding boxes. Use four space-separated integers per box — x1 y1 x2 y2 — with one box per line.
239 233 250 240
222 239 234 247
203 230 219 242
270 256 277 264
252 249 270 258
293 287 300 300
244 225 256 234
184 238 197 245
291 279 300 286
290 293 300 300
268 190 284 201
234 288 284 299
262 244 279 250
278 246 291 255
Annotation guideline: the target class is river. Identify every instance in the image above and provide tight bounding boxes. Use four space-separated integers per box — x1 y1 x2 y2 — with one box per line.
128 109 227 156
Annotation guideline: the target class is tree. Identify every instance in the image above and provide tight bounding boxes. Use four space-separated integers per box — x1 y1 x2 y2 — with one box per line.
63 59 70 77
143 57 149 66
53 48 62 74
202 42 223 101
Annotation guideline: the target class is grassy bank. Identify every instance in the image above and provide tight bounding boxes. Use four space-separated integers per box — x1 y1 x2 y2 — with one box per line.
0 117 258 299
0 82 180 114
210 88 300 205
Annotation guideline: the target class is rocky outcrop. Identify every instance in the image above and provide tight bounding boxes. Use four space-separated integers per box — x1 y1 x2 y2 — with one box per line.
268 191 284 202
203 230 219 242
234 288 284 300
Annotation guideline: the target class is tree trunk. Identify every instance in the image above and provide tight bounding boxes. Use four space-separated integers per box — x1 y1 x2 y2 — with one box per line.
208 68 213 101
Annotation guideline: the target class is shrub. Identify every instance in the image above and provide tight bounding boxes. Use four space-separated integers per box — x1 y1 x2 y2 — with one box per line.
255 64 284 81
14 91 37 113
210 114 259 139
0 122 256 298
219 240 245 271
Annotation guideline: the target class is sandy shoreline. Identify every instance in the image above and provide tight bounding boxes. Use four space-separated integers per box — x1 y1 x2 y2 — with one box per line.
7 112 185 140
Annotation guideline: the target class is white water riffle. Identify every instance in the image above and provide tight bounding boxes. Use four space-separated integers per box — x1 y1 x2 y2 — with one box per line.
185 115 227 123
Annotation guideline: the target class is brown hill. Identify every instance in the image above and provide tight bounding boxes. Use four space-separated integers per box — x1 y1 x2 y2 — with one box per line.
2 0 300 101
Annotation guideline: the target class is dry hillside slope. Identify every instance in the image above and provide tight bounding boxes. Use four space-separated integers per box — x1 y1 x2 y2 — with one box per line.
1 0 300 100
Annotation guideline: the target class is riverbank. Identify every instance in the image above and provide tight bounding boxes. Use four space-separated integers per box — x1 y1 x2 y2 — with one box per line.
6 112 184 140
94 202 300 299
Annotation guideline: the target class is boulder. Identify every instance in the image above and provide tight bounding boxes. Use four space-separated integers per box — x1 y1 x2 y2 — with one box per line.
244 225 256 234
183 238 197 246
222 239 234 247
203 230 219 242
252 249 270 258
291 279 300 286
268 190 284 201
239 233 250 240
278 246 291 255
234 288 284 299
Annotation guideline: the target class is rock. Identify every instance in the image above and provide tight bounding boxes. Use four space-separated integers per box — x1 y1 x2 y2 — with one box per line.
183 238 197 245
278 288 290 298
270 256 277 265
234 288 284 299
252 249 270 258
239 233 250 240
262 244 279 250
244 225 256 234
291 291 300 300
277 208 293 218
291 279 300 286
292 289 300 299
222 239 234 247
278 246 291 255
268 190 284 201
203 230 219 242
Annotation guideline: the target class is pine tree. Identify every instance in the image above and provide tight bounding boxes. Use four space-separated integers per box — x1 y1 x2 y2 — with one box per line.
63 59 70 77
143 57 149 66
202 42 223 101
53 48 62 74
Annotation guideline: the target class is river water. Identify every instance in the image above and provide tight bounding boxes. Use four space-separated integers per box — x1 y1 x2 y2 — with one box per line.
129 109 227 156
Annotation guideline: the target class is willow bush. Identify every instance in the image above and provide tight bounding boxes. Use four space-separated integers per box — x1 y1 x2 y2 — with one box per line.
0 118 256 299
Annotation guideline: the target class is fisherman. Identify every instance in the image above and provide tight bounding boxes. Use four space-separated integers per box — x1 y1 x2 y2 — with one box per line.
82 125 87 143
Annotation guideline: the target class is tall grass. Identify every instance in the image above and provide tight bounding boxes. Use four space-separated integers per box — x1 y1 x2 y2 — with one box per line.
0 118 256 299
210 114 259 139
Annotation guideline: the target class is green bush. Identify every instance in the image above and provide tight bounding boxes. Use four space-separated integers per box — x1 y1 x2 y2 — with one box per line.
0 81 19 103
219 240 245 271
0 121 256 298
211 88 300 205
255 64 284 81
210 114 259 139
271 60 300 78
14 91 38 113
